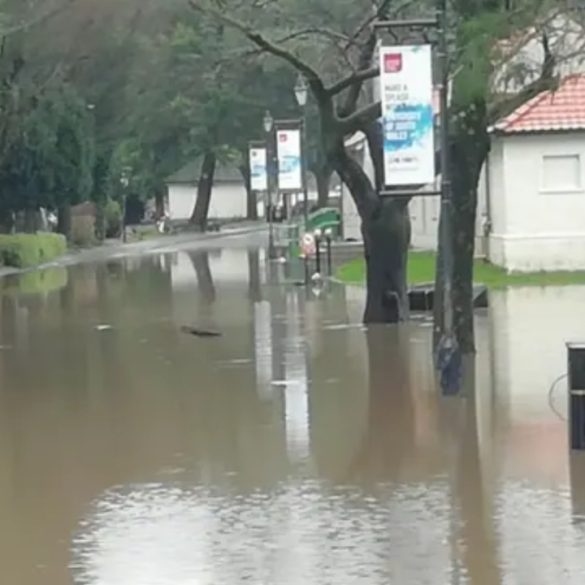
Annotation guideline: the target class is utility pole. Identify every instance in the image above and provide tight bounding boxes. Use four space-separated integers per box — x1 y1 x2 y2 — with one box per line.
435 0 461 395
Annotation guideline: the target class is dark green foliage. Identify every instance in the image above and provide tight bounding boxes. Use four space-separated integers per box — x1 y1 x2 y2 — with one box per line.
104 199 122 238
0 82 95 225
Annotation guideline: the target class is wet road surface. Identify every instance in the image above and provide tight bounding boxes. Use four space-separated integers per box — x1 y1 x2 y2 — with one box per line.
1 232 585 584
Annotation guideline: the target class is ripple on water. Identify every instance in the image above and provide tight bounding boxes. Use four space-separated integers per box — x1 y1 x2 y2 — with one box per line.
495 480 585 585
70 480 454 585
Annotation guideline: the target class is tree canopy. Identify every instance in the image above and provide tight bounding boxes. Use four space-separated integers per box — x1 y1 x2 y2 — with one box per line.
0 0 580 243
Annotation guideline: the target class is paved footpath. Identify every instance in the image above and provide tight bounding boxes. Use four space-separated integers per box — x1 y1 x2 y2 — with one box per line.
0 223 267 279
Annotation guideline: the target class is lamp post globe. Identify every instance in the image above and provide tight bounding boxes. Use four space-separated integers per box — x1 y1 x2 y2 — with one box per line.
294 74 308 107
263 110 274 133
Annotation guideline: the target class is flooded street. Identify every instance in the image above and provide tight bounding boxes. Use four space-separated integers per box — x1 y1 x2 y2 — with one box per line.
1 232 585 584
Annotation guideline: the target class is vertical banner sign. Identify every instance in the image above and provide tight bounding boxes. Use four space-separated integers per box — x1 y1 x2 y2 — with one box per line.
249 147 267 191
380 45 435 186
276 129 302 191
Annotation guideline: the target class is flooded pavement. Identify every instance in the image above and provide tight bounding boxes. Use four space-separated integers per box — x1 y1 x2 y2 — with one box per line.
1 232 585 584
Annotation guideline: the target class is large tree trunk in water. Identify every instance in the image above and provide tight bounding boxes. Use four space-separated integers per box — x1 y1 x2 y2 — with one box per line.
155 188 166 219
57 205 72 240
189 250 216 304
362 198 411 323
315 165 332 208
328 122 410 324
241 164 257 220
434 102 489 354
189 151 216 231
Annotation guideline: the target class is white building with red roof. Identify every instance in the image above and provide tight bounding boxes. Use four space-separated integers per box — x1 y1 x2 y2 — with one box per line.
485 74 585 271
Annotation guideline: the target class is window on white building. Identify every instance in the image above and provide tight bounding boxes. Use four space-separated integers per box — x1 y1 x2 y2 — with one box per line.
541 154 582 192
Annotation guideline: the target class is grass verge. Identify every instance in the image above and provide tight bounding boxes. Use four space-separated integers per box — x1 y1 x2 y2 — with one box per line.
337 251 585 288
0 233 67 268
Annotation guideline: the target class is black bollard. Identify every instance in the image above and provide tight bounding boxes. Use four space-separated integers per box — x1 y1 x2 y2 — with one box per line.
315 236 322 274
568 343 585 450
326 234 332 275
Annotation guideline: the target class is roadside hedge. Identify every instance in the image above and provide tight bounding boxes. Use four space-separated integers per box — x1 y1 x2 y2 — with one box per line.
0 233 67 268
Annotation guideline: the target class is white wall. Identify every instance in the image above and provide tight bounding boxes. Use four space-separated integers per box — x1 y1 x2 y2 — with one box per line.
409 195 440 250
488 132 585 271
168 182 247 221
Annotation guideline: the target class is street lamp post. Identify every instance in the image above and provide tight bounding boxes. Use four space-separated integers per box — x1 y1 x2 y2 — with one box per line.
263 110 277 260
294 73 310 230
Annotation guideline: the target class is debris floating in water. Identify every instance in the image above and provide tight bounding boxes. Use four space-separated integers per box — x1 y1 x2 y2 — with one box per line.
95 324 113 332
271 379 302 388
180 326 221 338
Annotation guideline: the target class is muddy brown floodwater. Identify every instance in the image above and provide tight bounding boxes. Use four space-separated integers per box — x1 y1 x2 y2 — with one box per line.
1 232 585 584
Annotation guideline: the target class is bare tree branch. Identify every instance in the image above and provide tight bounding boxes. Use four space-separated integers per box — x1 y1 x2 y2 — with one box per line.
349 0 415 45
277 27 352 45
334 0 402 118
328 65 379 96
0 0 79 40
488 31 558 124
339 101 381 136
188 0 328 101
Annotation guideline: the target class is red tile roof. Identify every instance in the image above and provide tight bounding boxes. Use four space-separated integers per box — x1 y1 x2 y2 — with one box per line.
492 75 585 134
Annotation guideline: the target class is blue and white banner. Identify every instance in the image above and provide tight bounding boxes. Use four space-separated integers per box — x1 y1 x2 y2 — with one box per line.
277 129 302 191
249 146 267 191
379 45 435 186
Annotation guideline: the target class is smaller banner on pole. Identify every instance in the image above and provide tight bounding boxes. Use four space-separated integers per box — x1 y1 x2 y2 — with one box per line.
379 45 435 186
249 146 267 191
276 128 302 191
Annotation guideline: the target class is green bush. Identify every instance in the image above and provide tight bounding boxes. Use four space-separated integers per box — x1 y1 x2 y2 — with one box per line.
0 233 67 268
104 199 122 238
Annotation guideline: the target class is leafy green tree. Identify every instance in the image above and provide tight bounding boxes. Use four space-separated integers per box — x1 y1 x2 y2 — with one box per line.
190 0 570 346
0 83 94 234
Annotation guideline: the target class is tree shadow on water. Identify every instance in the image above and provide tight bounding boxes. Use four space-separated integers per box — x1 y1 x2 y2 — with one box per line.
189 251 216 304
345 325 417 483
247 249 262 303
440 358 503 585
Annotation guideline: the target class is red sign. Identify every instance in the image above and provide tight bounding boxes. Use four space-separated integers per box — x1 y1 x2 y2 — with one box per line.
384 53 402 73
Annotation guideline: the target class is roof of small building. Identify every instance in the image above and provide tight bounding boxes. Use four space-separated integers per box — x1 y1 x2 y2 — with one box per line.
492 75 585 134
166 157 243 184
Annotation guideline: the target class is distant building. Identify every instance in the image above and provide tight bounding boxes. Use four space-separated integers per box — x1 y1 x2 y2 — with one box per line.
486 74 585 271
342 10 585 269
166 159 248 222
344 76 585 271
